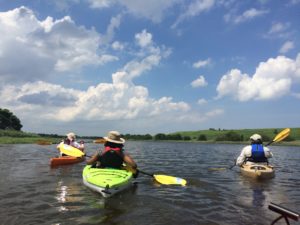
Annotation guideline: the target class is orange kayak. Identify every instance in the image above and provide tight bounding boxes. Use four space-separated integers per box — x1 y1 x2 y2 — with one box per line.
50 156 84 167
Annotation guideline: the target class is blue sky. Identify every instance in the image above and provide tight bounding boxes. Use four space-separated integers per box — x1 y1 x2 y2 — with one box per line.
0 0 299 136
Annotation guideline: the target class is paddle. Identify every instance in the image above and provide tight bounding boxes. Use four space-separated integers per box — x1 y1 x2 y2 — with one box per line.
211 128 291 171
93 138 106 144
265 128 290 146
138 169 187 186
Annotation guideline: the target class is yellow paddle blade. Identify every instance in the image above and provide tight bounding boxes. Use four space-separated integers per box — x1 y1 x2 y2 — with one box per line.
273 128 290 142
59 143 84 157
153 174 187 186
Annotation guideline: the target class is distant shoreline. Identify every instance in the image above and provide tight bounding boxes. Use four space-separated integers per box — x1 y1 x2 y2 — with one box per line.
1 127 299 146
1 136 299 146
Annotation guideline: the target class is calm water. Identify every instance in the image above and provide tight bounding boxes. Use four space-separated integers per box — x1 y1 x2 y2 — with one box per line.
0 142 299 225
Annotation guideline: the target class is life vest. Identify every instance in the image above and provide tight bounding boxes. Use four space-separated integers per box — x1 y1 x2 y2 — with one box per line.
99 146 124 168
246 144 268 163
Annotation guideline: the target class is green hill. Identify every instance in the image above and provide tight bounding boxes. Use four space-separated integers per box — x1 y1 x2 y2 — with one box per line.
171 127 300 143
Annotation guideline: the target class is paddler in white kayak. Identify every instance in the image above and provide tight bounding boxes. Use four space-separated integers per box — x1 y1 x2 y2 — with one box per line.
87 131 138 177
236 133 273 166
56 132 85 156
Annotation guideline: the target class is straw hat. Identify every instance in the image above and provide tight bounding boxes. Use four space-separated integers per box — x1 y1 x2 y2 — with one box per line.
66 132 76 140
104 131 125 144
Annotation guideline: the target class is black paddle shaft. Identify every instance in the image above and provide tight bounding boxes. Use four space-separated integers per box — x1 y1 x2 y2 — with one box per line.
138 169 154 177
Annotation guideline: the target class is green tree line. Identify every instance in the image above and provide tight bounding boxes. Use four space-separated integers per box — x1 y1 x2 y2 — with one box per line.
123 130 296 142
0 108 22 131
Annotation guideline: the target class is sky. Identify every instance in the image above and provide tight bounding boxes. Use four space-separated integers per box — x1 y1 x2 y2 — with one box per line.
0 0 299 136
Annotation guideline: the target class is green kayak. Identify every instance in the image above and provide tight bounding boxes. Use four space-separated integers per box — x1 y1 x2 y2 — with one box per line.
82 165 133 198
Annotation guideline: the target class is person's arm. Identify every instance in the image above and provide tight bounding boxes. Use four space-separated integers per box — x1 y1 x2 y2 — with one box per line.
264 146 273 158
78 141 85 152
236 147 248 166
123 153 137 169
72 141 84 151
86 152 99 164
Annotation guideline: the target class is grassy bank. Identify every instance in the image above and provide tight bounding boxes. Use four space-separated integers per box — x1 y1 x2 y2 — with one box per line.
0 136 59 144
0 130 60 144
173 128 300 142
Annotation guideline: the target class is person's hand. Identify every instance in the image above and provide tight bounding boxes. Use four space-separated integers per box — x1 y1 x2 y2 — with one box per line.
133 169 139 178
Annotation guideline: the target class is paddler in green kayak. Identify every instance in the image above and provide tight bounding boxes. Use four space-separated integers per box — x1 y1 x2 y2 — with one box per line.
87 131 138 176
236 133 273 166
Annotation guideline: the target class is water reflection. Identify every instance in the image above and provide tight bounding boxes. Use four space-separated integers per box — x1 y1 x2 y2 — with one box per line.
55 180 87 212
238 174 274 209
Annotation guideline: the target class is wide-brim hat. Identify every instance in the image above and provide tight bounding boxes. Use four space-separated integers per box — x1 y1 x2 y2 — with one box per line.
104 131 125 144
66 132 76 139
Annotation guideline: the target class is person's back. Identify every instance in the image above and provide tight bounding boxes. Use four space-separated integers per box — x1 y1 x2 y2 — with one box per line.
99 142 124 169
87 131 137 170
236 134 273 166
246 142 268 163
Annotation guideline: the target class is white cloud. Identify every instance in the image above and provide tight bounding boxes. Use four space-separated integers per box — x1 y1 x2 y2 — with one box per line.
289 0 300 5
193 58 211 68
50 0 80 11
0 27 190 124
135 29 153 48
216 54 300 101
88 0 179 23
265 22 291 39
88 0 113 8
225 8 268 24
172 0 215 28
0 74 191 123
101 14 122 44
112 41 125 50
0 81 82 121
0 6 117 84
197 98 207 104
292 92 300 98
191 75 208 88
204 109 224 118
268 22 289 34
0 6 229 134
279 41 294 54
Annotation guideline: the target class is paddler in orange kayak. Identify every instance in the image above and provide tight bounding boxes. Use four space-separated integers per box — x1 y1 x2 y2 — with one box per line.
56 132 85 156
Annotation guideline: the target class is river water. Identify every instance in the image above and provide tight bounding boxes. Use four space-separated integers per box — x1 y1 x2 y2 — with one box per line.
0 142 299 225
